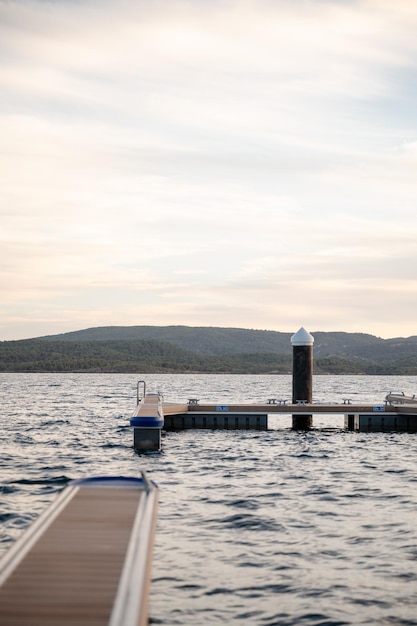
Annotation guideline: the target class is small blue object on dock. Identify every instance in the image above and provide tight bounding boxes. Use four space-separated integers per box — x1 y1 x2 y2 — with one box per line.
0 473 158 626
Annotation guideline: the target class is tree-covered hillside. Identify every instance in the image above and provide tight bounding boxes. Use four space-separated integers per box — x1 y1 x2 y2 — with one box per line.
39 325 417 360
0 325 417 373
40 325 292 355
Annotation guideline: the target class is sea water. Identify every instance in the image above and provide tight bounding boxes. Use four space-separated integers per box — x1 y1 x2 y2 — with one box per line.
1 373 417 625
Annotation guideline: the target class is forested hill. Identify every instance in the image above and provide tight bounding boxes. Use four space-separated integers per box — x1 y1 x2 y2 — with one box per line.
0 325 416 373
39 325 417 359
41 325 293 355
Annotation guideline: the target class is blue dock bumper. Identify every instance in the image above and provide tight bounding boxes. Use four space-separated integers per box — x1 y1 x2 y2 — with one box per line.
130 415 164 429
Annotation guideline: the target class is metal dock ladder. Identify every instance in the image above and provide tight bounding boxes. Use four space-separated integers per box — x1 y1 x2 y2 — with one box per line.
0 474 158 626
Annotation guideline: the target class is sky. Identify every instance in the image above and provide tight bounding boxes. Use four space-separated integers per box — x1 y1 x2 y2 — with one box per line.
1 0 417 341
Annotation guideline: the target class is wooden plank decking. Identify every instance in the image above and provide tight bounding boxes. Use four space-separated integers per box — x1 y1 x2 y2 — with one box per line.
161 400 417 432
171 402 417 415
0 476 157 626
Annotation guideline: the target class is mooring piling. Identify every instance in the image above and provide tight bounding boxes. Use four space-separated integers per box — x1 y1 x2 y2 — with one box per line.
291 327 314 429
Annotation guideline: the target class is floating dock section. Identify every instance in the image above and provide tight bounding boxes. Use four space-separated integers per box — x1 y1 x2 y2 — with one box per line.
132 388 417 443
164 408 268 431
0 474 158 626
163 400 417 432
130 381 165 450
164 397 268 430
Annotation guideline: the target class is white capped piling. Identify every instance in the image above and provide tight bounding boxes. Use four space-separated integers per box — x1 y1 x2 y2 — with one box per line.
291 327 314 429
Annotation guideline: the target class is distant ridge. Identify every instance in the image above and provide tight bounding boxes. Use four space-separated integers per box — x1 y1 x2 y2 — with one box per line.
39 325 417 359
40 325 293 355
1 325 416 373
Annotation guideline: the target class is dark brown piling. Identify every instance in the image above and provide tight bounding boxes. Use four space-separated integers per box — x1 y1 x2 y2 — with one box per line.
291 327 314 429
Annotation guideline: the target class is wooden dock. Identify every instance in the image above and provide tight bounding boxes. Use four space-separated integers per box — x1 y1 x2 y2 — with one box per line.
130 383 417 449
161 399 417 432
0 474 158 626
130 392 165 450
179 401 417 415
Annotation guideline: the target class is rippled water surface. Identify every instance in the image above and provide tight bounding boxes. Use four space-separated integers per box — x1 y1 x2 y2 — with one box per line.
1 373 417 625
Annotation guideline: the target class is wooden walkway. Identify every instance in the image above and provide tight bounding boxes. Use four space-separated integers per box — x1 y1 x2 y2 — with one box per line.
130 378 417 442
160 399 417 432
0 475 158 626
130 387 417 442
181 402 417 415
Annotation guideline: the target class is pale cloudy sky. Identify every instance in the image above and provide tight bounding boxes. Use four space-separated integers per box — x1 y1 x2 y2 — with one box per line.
1 0 417 340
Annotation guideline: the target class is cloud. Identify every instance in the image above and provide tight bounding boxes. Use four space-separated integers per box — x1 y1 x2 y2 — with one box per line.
1 0 417 339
